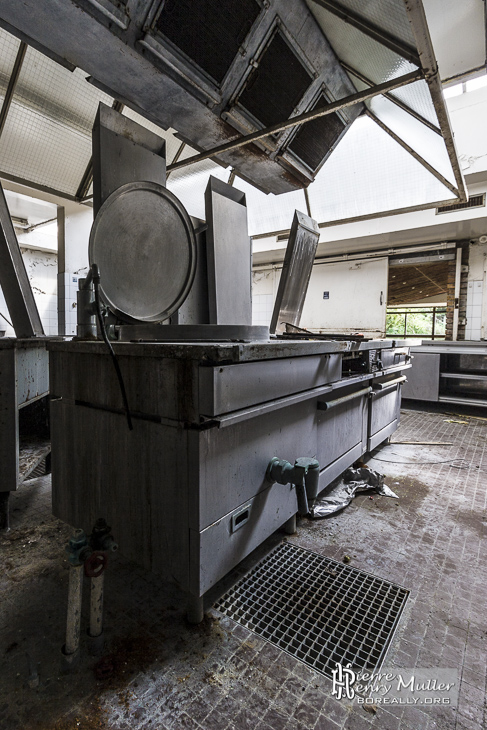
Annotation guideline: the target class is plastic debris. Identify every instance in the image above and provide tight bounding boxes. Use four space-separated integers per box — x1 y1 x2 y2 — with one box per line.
310 467 398 519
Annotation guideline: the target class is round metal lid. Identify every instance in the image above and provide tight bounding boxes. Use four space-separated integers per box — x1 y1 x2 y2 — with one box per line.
89 181 196 323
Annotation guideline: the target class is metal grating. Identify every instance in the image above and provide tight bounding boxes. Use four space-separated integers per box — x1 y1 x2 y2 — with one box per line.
154 0 261 85
288 93 346 171
215 542 409 678
238 29 313 128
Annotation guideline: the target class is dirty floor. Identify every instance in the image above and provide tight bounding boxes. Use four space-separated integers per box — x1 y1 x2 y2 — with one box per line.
0 408 486 730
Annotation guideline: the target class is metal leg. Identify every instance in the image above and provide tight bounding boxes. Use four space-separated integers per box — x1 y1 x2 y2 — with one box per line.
0 491 10 530
187 593 204 624
87 573 105 655
62 564 83 667
283 514 297 535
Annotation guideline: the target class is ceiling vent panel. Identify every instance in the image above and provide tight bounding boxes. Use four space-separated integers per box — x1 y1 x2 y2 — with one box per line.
436 194 486 215
154 0 261 85
288 94 346 171
237 29 313 128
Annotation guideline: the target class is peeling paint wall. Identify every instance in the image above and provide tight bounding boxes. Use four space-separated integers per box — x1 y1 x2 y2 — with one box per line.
0 247 58 337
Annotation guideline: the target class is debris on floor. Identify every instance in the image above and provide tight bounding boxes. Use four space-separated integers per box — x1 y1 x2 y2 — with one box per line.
310 466 398 518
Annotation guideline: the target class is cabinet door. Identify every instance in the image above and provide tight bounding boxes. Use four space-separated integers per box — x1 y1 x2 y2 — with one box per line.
401 352 439 401
368 384 401 451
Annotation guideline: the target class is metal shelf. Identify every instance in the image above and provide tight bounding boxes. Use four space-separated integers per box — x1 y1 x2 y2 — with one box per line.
440 372 487 381
438 395 487 407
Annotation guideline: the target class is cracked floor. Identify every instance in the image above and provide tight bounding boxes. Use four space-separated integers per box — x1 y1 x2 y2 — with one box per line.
0 407 486 730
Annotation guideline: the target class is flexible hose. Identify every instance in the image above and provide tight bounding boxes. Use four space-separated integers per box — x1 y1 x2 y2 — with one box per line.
92 264 133 431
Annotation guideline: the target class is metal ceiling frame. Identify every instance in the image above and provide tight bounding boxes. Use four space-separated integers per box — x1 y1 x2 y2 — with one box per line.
0 41 27 140
341 60 442 135
250 196 461 241
0 181 44 337
309 0 421 65
366 109 459 197
167 69 424 172
404 0 467 202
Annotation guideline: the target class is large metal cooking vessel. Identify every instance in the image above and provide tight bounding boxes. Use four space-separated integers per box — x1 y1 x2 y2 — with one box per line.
89 181 196 324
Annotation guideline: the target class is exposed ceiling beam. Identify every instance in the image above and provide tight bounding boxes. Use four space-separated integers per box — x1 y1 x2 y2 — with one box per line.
167 69 424 173
340 60 442 135
0 18 75 71
0 41 27 140
404 0 468 202
75 159 93 201
165 140 186 180
366 109 460 199
0 170 79 203
309 0 421 66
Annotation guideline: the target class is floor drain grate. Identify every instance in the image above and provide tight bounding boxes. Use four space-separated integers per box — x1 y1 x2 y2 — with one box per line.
214 542 409 678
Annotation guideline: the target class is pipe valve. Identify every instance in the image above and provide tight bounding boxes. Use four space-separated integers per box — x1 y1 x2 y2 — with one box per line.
266 456 320 515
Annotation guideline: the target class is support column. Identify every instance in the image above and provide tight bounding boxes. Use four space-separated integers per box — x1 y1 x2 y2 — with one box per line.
57 203 93 336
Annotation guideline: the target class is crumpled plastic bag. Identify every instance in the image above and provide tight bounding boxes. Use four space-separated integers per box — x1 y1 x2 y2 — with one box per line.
309 466 398 518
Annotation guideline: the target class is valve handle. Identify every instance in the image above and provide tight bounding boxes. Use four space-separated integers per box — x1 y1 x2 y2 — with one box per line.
84 551 108 578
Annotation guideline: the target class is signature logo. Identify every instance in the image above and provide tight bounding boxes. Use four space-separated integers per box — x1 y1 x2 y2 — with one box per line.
331 662 357 700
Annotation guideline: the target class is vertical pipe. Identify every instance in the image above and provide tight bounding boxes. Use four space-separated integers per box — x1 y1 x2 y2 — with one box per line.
89 573 104 639
452 247 462 340
65 564 83 657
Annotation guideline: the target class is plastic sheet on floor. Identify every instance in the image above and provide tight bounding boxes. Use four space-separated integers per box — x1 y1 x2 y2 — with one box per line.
310 466 398 518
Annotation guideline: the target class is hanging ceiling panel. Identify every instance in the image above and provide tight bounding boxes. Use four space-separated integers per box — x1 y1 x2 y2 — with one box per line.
14 46 113 134
387 79 439 128
0 28 20 103
306 116 454 224
332 0 416 46
305 0 465 210
366 94 455 184
0 100 93 194
306 3 417 84
0 44 113 195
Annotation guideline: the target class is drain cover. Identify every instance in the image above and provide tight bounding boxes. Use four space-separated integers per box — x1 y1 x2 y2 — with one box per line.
215 543 409 678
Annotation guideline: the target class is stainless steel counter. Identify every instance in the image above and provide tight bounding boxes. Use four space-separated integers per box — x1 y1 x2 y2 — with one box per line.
49 337 412 620
403 340 487 406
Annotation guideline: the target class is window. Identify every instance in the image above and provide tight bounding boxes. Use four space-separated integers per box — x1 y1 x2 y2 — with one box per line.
386 305 446 340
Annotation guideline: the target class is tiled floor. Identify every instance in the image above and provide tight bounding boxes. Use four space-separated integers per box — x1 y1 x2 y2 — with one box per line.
0 407 486 730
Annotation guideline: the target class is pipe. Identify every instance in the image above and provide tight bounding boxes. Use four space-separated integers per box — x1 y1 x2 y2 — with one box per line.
76 276 97 339
167 70 424 172
266 456 320 514
62 528 91 668
64 564 83 660
87 572 105 654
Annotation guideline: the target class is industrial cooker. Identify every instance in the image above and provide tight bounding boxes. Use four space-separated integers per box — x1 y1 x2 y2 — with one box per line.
49 105 412 622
